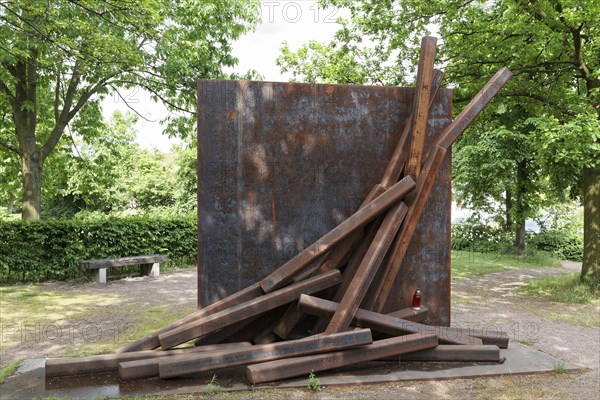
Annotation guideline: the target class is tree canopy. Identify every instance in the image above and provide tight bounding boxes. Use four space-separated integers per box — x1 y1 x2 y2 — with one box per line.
0 0 260 219
278 0 599 278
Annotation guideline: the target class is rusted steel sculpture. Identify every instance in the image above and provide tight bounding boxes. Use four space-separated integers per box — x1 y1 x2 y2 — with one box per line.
45 37 512 386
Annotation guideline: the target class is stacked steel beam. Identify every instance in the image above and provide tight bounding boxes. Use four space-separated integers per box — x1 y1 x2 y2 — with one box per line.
45 37 512 385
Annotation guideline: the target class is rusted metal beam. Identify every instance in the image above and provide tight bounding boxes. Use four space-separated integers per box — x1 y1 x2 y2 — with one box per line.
365 146 447 312
272 185 388 340
386 306 429 322
298 294 481 345
397 344 502 362
292 184 387 283
437 67 512 150
156 329 373 379
116 283 263 353
45 342 251 378
405 36 438 180
259 176 416 293
379 69 445 189
246 333 438 384
310 215 385 335
158 270 342 349
325 203 409 334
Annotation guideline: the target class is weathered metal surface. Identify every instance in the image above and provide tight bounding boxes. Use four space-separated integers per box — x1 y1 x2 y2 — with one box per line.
158 329 373 379
45 342 251 378
298 294 481 346
386 306 429 322
259 176 415 292
325 203 408 333
158 270 342 350
405 36 438 180
397 344 501 362
366 146 448 313
437 67 512 149
198 80 452 325
245 333 438 384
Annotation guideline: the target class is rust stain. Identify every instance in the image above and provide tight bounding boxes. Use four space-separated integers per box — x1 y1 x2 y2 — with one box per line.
271 197 278 243
227 110 239 119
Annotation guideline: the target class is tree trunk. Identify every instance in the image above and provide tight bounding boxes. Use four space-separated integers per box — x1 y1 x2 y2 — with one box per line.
515 219 526 251
505 188 513 232
514 160 527 252
581 166 599 284
7 194 14 215
20 149 42 220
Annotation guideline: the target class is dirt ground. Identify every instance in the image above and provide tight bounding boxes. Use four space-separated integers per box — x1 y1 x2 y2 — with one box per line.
1 261 599 399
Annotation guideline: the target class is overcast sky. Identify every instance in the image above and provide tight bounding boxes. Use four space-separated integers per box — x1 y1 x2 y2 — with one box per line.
102 1 345 153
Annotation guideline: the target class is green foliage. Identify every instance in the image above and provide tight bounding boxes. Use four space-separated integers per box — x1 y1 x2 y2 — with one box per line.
205 374 220 395
528 231 583 262
451 222 512 253
280 0 599 253
0 0 260 219
0 213 197 283
307 370 321 391
553 363 568 374
518 272 600 305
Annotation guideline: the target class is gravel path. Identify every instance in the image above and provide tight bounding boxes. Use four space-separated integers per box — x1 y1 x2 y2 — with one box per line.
1 261 599 399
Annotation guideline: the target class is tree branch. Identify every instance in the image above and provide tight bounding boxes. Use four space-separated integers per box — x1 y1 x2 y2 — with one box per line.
0 79 15 104
499 90 578 116
109 85 156 122
0 138 20 154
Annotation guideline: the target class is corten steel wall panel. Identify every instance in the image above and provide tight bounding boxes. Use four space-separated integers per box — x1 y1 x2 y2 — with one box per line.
197 80 452 326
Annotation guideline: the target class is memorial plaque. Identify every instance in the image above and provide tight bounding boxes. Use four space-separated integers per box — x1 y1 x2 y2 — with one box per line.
198 80 452 325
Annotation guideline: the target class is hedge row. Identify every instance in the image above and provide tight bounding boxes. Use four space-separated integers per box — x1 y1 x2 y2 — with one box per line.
0 214 197 283
451 222 583 261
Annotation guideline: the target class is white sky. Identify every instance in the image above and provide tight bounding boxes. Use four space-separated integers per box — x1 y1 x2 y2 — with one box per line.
101 1 345 153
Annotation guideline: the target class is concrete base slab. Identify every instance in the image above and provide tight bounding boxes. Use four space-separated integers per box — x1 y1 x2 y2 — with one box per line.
0 343 583 399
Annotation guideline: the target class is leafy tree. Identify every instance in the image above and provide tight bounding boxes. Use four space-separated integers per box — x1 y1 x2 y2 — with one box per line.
278 0 599 282
173 142 198 211
42 111 180 215
0 0 259 220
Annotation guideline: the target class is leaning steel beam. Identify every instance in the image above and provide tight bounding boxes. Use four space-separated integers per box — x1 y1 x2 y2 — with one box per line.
437 67 512 149
379 68 445 189
116 283 263 353
246 333 438 384
298 294 481 345
405 36 438 180
365 146 447 312
45 342 251 378
259 176 416 293
158 270 342 349
272 185 388 339
325 203 408 334
292 184 387 283
155 329 373 379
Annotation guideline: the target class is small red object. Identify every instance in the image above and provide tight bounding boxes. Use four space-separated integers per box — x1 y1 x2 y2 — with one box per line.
412 288 422 309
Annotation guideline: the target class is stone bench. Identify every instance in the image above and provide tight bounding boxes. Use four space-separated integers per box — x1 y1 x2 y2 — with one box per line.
80 254 168 283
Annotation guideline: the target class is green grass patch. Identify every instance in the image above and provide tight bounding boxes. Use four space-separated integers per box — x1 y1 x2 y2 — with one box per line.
518 273 600 327
66 303 196 356
451 250 560 279
517 273 599 304
0 359 22 383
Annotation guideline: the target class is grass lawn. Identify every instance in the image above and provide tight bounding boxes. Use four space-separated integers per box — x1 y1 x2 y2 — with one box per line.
0 284 195 355
517 272 600 327
451 250 560 279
